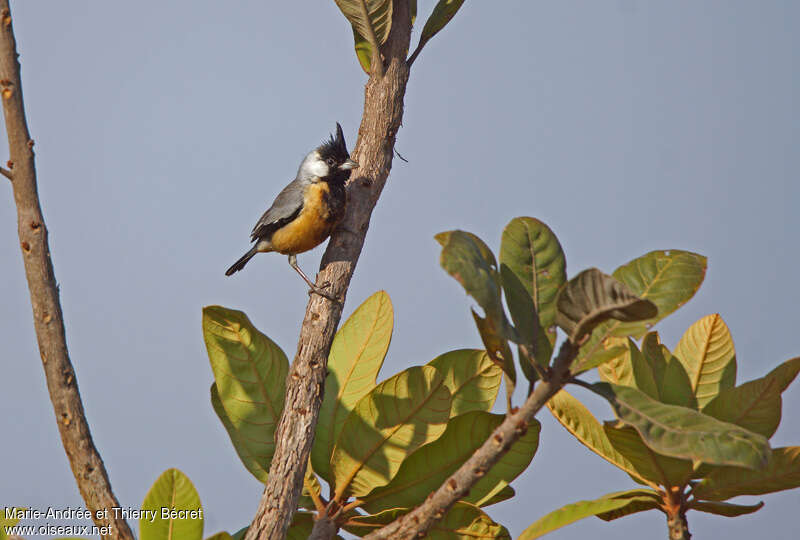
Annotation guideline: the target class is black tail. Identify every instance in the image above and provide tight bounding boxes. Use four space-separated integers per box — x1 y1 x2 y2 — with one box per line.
225 247 258 276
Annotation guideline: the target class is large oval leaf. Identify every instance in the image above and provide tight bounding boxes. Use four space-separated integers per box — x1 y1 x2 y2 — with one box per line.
331 366 452 498
500 217 566 368
210 383 267 481
674 314 737 408
313 291 393 483
702 357 800 438
140 468 203 540
408 0 467 66
693 446 800 501
360 411 540 513
575 250 706 372
519 491 659 539
428 349 502 416
555 268 657 344
436 230 504 324
604 424 692 488
546 389 650 486
202 306 288 481
590 382 770 469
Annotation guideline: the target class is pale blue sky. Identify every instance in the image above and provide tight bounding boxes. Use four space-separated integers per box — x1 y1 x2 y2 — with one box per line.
2 1 798 539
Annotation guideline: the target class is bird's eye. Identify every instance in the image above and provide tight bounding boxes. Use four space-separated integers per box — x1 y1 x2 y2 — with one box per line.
326 157 335 167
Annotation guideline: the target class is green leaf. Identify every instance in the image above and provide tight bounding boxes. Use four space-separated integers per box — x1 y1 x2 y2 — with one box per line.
519 493 650 539
590 382 770 469
335 0 393 46
230 528 247 540
693 446 800 501
476 485 515 507
500 217 566 369
360 411 539 513
203 306 288 481
428 349 502 416
689 500 764 517
210 383 267 481
429 502 510 539
547 389 650 486
674 314 737 408
299 459 323 510
352 28 372 74
604 423 692 487
313 291 393 483
140 468 203 540
205 534 234 540
471 309 515 410
410 0 467 65
555 268 658 344
641 332 696 409
436 230 504 324
595 492 662 522
345 503 509 539
575 250 707 372
703 357 800 438
331 366 452 497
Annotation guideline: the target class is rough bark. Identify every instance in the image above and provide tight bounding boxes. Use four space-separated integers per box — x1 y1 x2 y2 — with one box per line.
243 2 412 539
0 2 133 539
363 342 579 540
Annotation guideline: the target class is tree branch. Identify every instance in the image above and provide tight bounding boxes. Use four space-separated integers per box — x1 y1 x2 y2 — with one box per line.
243 1 412 539
364 341 580 540
0 2 133 539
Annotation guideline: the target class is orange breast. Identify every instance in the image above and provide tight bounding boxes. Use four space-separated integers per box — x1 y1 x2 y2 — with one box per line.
269 182 335 254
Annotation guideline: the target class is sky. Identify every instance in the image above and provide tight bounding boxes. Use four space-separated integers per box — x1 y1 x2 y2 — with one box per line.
1 1 799 539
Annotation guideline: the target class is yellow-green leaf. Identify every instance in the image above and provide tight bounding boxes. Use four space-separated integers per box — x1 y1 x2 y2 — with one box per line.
595 491 662 522
674 314 737 408
205 534 233 540
360 411 539 513
519 492 649 539
476 485 515 507
0 508 22 540
555 268 657 344
210 383 267 482
428 349 502 416
331 366 452 498
693 446 800 501
591 382 770 469
703 357 800 438
547 389 651 486
203 306 288 482
575 250 706 373
313 291 393 483
689 500 764 517
140 468 203 540
335 0 393 45
471 309 515 410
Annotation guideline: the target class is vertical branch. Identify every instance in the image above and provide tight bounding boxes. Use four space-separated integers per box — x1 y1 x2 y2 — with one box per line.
0 3 133 539
243 1 412 539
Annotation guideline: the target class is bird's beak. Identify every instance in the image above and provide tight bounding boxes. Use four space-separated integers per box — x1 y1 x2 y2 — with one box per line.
339 158 359 170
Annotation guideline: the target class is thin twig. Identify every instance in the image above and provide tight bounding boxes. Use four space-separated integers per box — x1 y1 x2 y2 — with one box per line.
0 164 11 179
0 2 133 539
242 2 413 539
364 340 579 539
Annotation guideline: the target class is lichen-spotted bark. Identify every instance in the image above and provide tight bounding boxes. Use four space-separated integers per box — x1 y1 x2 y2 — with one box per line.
0 2 133 538
243 2 413 539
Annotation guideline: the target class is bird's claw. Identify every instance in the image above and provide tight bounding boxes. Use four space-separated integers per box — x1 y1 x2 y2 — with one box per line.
308 281 339 302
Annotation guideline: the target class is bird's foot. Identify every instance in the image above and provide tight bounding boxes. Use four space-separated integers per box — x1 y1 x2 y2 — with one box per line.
308 281 340 302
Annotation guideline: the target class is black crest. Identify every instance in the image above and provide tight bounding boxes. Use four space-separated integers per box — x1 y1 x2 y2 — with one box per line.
318 122 350 163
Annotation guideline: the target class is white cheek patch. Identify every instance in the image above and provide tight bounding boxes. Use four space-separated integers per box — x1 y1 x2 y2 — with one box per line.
307 158 329 179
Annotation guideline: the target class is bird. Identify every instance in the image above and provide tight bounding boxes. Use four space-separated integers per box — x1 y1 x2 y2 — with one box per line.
225 123 358 299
